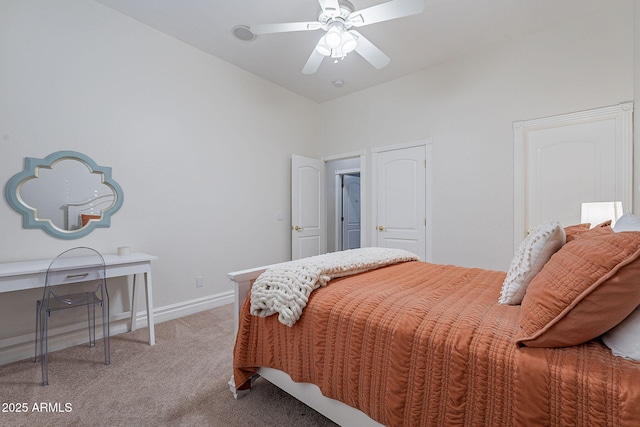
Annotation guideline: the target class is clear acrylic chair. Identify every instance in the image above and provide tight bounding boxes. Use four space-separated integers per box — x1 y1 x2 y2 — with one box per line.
34 247 110 386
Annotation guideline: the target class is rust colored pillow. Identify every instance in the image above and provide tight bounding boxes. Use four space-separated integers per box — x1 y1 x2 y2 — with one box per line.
517 231 640 347
565 221 612 242
573 223 613 239
564 223 590 242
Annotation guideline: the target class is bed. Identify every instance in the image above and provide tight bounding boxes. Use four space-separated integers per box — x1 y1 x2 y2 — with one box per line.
229 223 640 426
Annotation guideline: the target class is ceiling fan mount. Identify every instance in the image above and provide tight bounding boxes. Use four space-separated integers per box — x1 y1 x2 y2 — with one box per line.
247 0 425 74
316 0 355 27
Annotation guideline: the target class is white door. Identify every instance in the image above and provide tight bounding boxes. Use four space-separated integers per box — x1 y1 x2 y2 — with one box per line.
341 174 361 250
291 155 326 260
373 144 427 259
514 103 633 247
526 122 617 228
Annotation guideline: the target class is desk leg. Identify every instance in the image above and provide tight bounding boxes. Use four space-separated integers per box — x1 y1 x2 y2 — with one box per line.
145 272 156 346
130 272 155 345
130 274 138 332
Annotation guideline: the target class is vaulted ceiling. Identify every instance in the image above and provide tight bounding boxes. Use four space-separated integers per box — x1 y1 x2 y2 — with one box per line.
94 0 618 103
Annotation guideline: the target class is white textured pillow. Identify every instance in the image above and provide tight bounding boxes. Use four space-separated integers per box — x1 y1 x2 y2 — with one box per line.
602 307 640 361
498 221 565 305
613 212 640 232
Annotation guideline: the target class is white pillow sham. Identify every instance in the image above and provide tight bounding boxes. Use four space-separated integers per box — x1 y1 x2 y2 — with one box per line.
602 307 640 362
601 212 640 361
498 221 565 305
613 212 640 232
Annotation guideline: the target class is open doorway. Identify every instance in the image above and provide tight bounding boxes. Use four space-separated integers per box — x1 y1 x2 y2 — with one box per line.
337 171 361 251
325 157 361 253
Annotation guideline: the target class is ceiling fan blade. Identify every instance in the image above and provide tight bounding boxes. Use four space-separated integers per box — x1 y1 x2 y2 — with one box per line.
302 48 325 74
250 21 322 35
318 0 341 15
351 31 390 69
349 0 425 27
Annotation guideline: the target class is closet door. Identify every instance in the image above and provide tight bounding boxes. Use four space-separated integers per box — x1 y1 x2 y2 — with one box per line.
372 142 431 260
513 102 633 249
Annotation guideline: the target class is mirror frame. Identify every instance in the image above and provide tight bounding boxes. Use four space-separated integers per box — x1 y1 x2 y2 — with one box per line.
4 150 124 239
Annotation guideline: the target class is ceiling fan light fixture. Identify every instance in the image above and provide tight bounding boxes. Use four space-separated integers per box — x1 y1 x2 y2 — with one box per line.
324 24 343 49
249 0 425 75
316 37 332 56
341 31 357 53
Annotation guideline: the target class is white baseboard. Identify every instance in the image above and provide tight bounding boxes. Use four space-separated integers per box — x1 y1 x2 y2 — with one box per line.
0 291 234 366
133 291 234 327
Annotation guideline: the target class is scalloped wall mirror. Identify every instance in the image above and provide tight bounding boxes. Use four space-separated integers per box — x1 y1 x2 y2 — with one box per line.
4 151 124 239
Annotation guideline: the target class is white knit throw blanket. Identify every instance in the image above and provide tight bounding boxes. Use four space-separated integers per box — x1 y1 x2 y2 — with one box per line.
250 247 419 327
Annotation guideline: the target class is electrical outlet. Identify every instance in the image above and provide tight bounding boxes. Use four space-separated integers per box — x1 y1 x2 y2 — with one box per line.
196 276 204 288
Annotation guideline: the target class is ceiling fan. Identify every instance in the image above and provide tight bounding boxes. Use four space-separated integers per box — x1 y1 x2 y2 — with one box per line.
249 0 425 74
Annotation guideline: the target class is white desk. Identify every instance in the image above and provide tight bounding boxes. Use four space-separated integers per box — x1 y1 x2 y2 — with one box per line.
0 252 157 345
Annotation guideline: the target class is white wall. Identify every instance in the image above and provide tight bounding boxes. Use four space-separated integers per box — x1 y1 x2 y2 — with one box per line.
635 1 640 209
319 1 635 271
0 0 319 355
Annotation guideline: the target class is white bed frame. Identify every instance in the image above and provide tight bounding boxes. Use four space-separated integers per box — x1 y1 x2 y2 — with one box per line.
228 266 383 427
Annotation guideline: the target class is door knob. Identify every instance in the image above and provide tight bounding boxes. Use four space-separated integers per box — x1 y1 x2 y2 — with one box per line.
377 225 386 231
293 225 304 231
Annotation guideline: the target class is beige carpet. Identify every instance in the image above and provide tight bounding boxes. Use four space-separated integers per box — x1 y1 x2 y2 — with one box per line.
0 304 338 427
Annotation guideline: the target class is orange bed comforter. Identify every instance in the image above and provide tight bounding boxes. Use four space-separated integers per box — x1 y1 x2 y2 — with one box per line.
233 261 640 426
